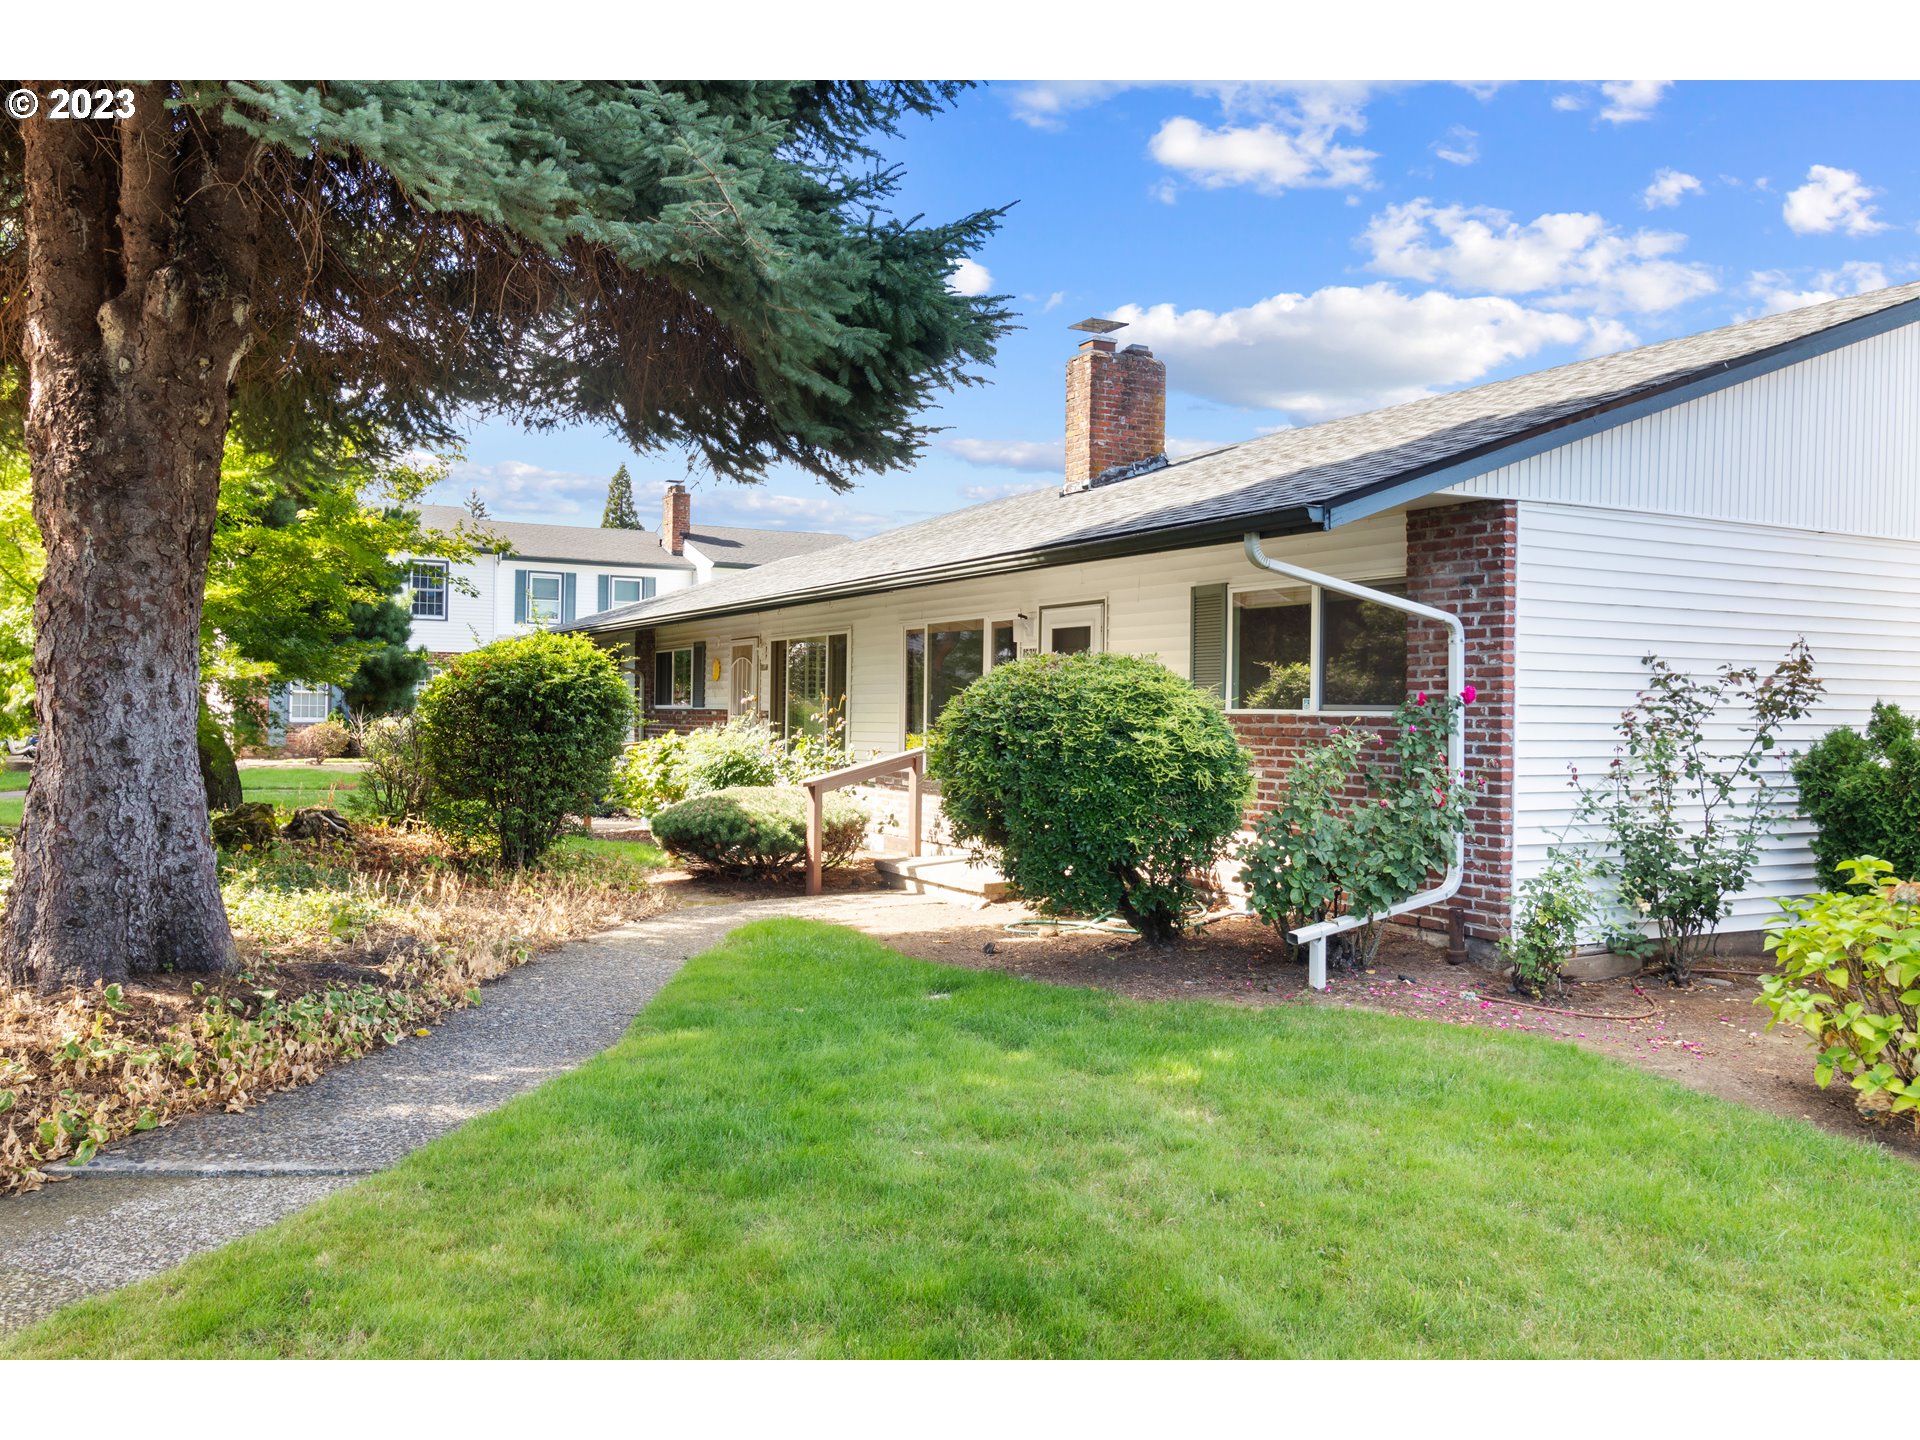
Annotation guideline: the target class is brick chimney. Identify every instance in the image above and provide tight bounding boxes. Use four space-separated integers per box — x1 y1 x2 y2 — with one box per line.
662 482 691 555
1064 337 1166 492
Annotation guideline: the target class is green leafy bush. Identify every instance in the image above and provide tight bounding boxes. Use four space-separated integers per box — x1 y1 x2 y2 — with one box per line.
1241 689 1476 965
1500 850 1597 998
683 715 788 792
650 786 866 877
1793 702 1920 889
1761 856 1920 1126
347 713 433 824
609 731 690 820
1577 641 1823 984
927 651 1252 943
416 631 633 866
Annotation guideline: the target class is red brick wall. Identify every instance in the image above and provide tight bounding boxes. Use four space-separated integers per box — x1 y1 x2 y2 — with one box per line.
1230 499 1519 950
1065 340 1166 491
646 707 729 738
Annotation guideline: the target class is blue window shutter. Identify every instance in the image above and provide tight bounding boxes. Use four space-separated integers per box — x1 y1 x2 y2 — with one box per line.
597 575 609 612
513 569 528 625
643 576 656 599
562 572 577 624
692 642 707 708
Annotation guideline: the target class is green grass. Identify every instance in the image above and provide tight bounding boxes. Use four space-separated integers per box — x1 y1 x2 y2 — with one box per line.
7 918 1916 1358
238 762 363 812
0 766 23 828
553 835 671 872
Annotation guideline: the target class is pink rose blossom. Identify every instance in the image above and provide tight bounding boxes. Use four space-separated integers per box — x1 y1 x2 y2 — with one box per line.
1461 684 1478 705
1415 692 1427 706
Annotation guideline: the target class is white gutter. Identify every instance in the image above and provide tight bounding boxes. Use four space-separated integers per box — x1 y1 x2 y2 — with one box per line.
1240 533 1468 991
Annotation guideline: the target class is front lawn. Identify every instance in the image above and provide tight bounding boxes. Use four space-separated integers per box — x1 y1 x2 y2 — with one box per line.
238 761 363 812
10 918 1913 1358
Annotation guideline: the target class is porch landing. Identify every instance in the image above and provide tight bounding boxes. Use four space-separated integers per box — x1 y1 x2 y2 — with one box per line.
873 854 1010 906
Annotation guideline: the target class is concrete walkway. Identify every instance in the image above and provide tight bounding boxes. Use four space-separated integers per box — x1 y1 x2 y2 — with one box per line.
0 890 971 1333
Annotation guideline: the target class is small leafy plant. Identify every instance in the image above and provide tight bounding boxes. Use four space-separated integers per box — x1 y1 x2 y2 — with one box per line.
1241 688 1477 967
1499 850 1596 998
1760 856 1920 1126
608 731 690 819
1577 641 1823 985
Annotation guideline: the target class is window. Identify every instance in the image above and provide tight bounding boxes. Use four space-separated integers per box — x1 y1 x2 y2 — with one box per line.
408 561 448 620
1230 580 1408 712
610 576 650 606
525 572 562 626
904 617 1018 741
654 646 694 708
287 684 332 723
770 633 848 739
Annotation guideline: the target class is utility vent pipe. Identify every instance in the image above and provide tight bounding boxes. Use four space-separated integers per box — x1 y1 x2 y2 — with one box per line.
1240 533 1468 991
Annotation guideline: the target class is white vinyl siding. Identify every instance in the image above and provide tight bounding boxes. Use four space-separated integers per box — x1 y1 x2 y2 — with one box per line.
1512 501 1920 932
642 514 1407 757
1447 315 1920 539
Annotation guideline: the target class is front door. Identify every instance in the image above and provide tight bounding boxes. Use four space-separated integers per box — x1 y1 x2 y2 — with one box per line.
1040 602 1105 655
729 641 757 716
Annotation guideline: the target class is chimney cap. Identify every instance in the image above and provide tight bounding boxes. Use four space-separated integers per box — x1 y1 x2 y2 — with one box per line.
1069 316 1127 335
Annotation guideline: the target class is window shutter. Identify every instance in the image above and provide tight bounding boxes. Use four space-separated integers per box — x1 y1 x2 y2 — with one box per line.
561 573 577 624
691 642 707 708
597 575 609 612
513 569 528 625
642 576 656 600
1190 583 1228 699
654 652 671 709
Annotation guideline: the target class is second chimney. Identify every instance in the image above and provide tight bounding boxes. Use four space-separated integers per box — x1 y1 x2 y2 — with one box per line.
662 481 691 555
1064 338 1166 492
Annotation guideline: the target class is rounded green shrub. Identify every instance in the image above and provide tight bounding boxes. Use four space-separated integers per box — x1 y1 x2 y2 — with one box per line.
650 786 866 878
682 715 787 793
1793 701 1920 887
415 631 634 866
927 651 1253 942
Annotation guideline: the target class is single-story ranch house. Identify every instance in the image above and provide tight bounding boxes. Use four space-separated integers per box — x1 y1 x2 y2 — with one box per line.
569 281 1920 955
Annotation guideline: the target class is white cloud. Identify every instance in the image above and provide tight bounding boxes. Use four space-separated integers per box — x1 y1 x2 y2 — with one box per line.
1108 284 1595 421
959 479 1058 502
1432 126 1479 166
434 460 896 536
1782 165 1887 236
1148 86 1378 195
945 438 1064 474
1598 80 1670 123
1456 81 1505 101
947 258 994 297
1041 290 1066 313
1642 168 1703 209
1361 199 1717 314
1551 93 1585 113
1002 81 1135 130
1746 261 1891 315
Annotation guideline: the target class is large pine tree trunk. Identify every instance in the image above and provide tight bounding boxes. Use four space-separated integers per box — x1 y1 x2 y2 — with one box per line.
2 91 258 990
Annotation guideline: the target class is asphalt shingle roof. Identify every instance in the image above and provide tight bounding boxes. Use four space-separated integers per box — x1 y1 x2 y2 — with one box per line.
572 282 1920 633
683 524 851 568
416 505 697 569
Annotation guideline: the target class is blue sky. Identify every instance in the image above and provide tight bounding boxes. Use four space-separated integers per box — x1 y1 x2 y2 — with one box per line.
438 80 1920 537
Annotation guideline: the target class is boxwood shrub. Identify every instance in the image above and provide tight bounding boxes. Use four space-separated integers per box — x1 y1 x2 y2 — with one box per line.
1793 701 1920 887
415 631 633 866
927 651 1252 942
650 786 867 878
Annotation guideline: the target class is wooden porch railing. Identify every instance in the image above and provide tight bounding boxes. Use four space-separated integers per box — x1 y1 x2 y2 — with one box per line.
800 748 924 896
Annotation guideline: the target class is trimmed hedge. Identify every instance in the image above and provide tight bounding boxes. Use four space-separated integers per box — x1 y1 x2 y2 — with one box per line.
416 631 633 866
927 650 1252 942
650 786 866 878
1793 701 1920 887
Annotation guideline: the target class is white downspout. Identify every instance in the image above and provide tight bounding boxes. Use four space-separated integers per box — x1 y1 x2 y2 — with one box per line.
1240 533 1468 991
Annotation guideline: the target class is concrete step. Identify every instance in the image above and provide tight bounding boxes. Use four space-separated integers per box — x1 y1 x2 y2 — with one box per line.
873 854 1010 905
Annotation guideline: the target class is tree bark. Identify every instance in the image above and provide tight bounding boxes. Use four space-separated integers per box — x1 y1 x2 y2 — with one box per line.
2 88 258 990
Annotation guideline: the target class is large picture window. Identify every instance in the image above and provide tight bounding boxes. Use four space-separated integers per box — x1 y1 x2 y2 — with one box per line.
904 618 1018 742
1231 581 1408 712
287 684 333 723
408 560 448 620
654 646 694 708
770 633 848 739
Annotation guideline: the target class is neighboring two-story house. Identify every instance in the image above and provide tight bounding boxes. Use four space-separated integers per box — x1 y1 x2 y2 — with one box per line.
272 482 848 732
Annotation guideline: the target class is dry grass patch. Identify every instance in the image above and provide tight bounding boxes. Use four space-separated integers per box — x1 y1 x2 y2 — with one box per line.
0 828 667 1194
